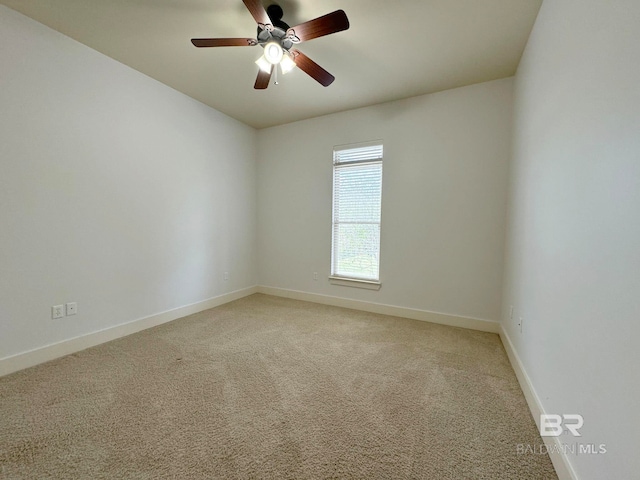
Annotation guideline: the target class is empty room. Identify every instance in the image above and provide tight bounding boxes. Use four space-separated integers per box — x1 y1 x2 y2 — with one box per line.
0 1 638 479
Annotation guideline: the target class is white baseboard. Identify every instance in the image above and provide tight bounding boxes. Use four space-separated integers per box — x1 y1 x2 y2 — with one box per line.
499 327 578 480
257 285 500 333
0 286 258 377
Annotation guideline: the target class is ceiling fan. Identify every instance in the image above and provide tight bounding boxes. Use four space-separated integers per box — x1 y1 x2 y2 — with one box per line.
191 0 349 89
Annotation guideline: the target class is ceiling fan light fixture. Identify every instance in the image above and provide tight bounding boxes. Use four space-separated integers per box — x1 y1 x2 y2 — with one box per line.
255 55 272 73
280 53 297 75
264 41 284 64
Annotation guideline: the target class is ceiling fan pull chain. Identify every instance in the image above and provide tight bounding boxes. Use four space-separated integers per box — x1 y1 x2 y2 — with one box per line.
274 66 279 86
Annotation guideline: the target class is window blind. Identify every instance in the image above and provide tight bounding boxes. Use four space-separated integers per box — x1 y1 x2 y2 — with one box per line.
331 143 383 282
334 144 383 165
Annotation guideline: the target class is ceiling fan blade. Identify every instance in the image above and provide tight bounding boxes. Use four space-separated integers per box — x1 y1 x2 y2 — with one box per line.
254 66 274 90
291 49 335 87
287 10 349 43
191 38 256 47
243 0 271 27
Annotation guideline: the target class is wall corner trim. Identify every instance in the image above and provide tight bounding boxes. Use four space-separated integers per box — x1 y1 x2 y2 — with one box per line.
499 326 579 480
0 286 259 377
257 285 500 333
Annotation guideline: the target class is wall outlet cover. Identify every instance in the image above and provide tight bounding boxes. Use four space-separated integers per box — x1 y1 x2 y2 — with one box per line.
66 302 77 316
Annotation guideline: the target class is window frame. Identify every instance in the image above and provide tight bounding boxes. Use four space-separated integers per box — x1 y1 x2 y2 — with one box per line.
329 140 383 290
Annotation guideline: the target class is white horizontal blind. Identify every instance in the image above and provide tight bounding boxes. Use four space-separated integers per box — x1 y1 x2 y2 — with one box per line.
332 143 383 281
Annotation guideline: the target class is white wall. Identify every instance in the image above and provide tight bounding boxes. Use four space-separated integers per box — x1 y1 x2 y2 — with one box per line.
502 1 640 479
257 78 513 322
0 7 257 360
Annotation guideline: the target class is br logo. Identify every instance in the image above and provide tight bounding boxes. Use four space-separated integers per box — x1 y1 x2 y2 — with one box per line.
540 414 584 437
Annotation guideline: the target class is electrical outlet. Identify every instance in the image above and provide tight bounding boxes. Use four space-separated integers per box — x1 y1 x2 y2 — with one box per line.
223 272 229 281
519 316 523 333
66 302 77 316
52 305 64 319
313 272 318 281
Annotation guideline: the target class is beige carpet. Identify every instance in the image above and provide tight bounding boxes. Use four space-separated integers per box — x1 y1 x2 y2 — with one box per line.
0 294 557 479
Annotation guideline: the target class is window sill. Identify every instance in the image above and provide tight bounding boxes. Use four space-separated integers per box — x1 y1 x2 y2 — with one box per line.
328 276 381 290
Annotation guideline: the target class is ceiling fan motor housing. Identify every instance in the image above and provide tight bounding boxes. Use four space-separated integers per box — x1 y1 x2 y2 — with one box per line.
266 5 289 30
257 5 292 51
258 27 293 51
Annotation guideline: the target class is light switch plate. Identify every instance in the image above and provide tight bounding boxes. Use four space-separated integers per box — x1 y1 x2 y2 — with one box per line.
52 305 64 319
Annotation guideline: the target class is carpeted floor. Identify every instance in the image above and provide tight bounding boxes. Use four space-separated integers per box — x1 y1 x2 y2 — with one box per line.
0 294 557 479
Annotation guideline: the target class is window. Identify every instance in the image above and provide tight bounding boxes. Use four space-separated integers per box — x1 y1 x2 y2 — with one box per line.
331 141 383 287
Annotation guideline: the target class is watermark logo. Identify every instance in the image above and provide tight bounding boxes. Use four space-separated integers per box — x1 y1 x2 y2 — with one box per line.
516 414 607 456
540 414 583 437
517 443 607 456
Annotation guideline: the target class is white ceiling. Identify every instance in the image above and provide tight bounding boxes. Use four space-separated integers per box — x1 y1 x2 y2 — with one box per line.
1 0 542 129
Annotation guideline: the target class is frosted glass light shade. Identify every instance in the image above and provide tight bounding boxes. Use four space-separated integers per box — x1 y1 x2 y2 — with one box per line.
255 55 271 73
264 42 284 64
280 54 296 75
